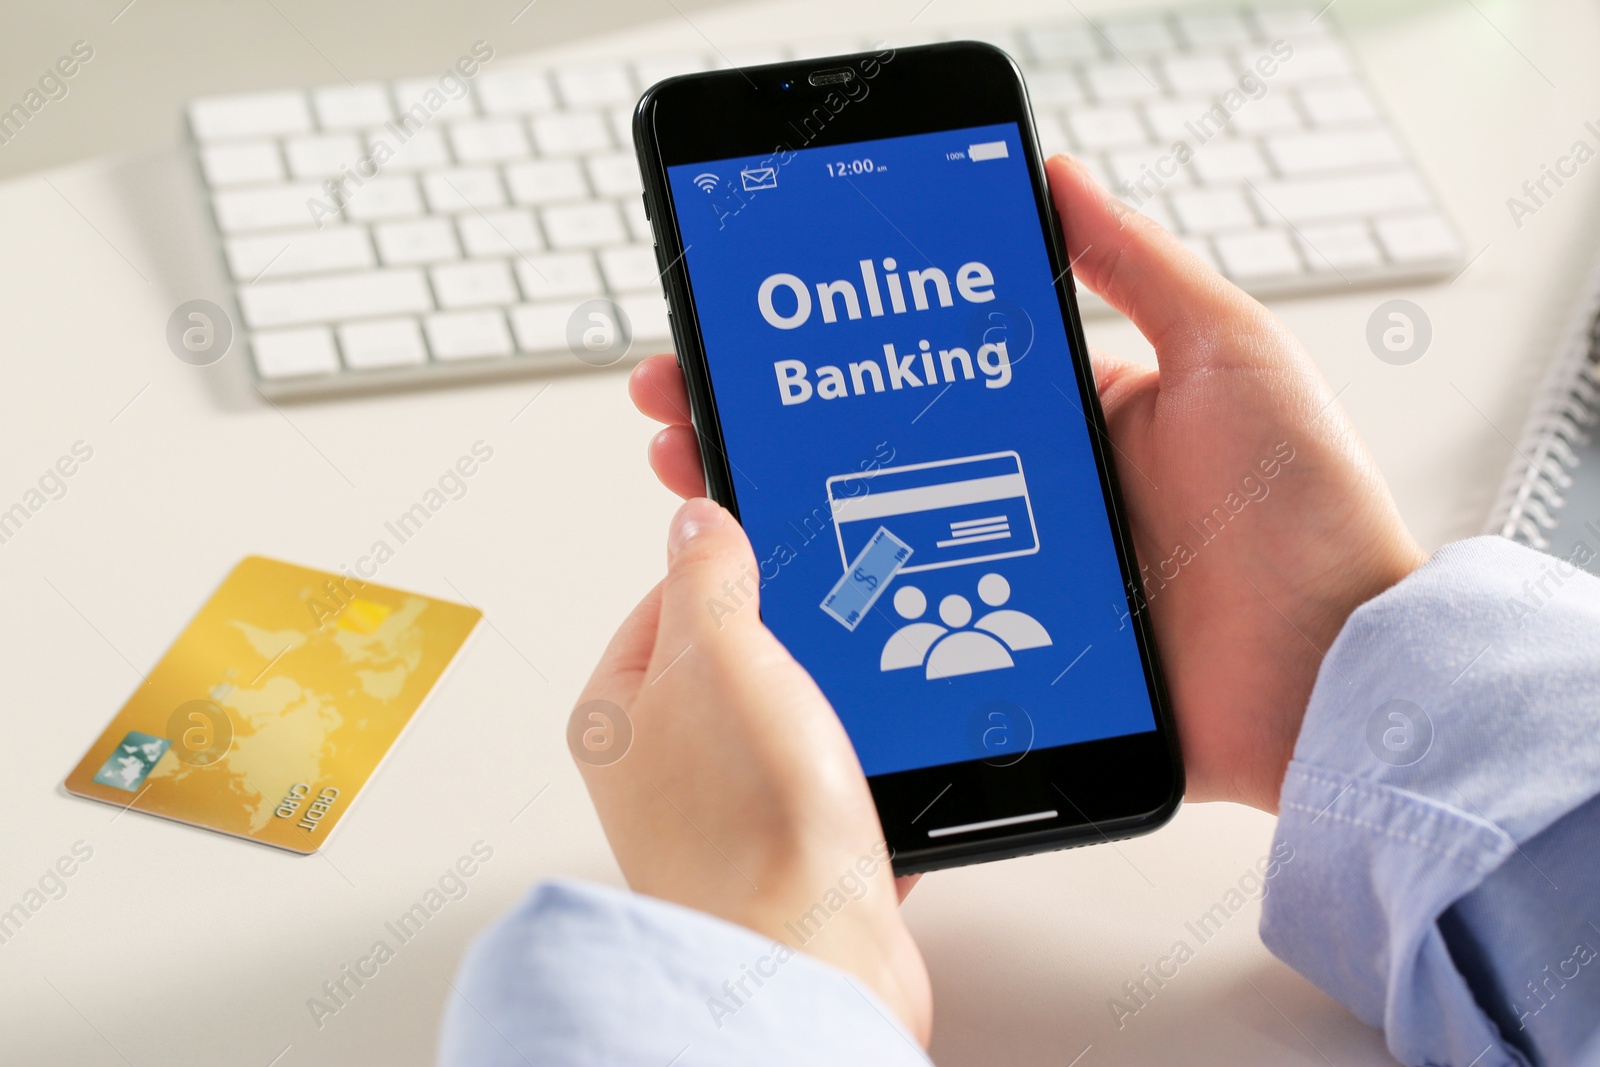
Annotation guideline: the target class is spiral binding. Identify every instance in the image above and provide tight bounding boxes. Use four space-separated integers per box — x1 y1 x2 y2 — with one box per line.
1489 265 1600 549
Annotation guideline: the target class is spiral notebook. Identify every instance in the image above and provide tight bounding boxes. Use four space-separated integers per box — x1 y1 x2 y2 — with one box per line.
1488 258 1600 572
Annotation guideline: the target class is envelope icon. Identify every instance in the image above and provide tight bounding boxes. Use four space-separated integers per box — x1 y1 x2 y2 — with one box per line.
740 166 777 191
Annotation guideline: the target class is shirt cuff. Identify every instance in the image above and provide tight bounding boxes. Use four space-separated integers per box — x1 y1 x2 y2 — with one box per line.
437 879 928 1067
1262 536 1600 1067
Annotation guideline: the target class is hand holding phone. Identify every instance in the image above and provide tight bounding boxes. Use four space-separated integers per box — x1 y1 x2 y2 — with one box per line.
588 43 1427 1043
591 129 1422 1045
574 494 934 1044
632 153 1423 819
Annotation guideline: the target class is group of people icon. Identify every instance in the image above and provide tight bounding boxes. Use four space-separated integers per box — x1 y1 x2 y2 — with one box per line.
881 573 1052 679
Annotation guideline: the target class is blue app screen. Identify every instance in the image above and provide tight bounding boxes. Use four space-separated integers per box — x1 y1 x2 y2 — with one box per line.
666 122 1157 777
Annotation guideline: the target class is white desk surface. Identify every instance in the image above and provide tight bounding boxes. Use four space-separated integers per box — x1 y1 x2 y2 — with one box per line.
3 1 1597 1064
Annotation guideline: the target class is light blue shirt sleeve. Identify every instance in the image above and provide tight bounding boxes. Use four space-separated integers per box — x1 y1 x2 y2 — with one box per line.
1262 536 1600 1067
436 878 928 1067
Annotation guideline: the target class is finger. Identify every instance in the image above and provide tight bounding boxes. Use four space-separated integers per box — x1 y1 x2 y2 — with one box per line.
648 425 707 499
651 498 762 671
575 580 665 714
1046 153 1265 360
629 354 693 426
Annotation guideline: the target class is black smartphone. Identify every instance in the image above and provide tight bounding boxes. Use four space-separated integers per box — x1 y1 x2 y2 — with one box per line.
633 42 1182 873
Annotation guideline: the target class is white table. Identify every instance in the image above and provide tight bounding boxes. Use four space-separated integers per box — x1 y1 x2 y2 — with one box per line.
3 1 1596 1064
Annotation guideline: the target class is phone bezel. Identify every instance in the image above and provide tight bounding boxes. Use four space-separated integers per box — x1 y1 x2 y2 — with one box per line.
633 41 1183 874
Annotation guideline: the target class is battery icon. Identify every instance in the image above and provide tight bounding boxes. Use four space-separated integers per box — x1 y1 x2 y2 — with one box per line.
968 140 1009 161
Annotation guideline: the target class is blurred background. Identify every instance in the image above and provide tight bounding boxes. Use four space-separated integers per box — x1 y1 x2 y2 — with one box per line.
2 2 1598 1066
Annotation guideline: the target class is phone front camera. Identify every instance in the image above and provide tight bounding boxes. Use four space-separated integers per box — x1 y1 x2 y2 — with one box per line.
779 80 794 91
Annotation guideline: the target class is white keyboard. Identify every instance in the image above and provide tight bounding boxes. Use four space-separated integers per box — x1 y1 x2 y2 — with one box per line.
189 5 1464 399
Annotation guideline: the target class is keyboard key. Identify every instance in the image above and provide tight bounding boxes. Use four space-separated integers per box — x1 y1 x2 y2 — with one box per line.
509 303 572 352
422 168 507 212
239 269 432 328
191 91 312 140
212 183 328 233
475 70 556 115
1028 70 1084 107
1250 171 1430 223
622 197 652 243
431 260 518 308
633 54 711 87
1023 25 1100 62
1229 95 1303 134
942 27 1023 55
1161 54 1239 94
505 159 589 204
338 318 426 369
531 112 612 155
555 64 635 107
374 217 460 264
425 310 514 360
1214 230 1303 279
1374 213 1460 263
1190 140 1269 182
542 202 627 248
792 37 867 59
1295 222 1382 270
368 127 450 171
393 77 477 121
285 134 364 178
1069 106 1148 150
1254 6 1327 39
599 246 661 291
313 84 393 129
252 327 339 378
200 142 284 186
608 106 635 150
343 177 424 221
457 209 544 257
1267 128 1402 174
1143 98 1216 142
714 46 787 68
1100 17 1176 53
225 227 375 281
1109 148 1190 193
1176 11 1252 46
1300 84 1379 126
449 119 531 163
1170 187 1256 233
617 290 671 342
1272 42 1352 83
515 252 601 299
586 153 642 197
1083 62 1163 102
877 29 938 50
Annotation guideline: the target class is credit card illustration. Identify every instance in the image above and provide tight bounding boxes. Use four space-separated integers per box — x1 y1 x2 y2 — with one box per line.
826 452 1039 573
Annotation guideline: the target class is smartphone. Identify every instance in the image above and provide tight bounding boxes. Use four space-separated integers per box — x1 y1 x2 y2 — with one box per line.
633 42 1182 873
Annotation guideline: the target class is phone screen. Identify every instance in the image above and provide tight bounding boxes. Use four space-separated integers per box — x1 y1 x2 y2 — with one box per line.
665 121 1157 777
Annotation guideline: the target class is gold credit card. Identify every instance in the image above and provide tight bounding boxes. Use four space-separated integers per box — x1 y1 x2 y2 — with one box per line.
65 556 480 853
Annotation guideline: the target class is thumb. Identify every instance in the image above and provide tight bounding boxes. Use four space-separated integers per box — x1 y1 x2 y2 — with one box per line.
1045 153 1270 365
650 498 764 670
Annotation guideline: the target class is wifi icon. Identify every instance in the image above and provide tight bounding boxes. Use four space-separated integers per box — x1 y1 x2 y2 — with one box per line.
692 172 721 193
